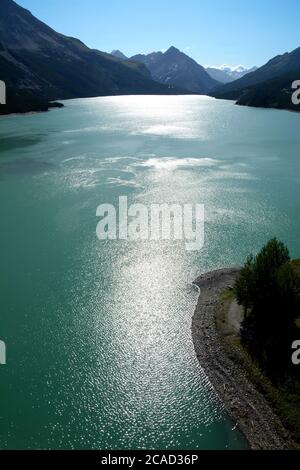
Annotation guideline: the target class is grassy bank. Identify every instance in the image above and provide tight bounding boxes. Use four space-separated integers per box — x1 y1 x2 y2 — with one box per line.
216 284 300 445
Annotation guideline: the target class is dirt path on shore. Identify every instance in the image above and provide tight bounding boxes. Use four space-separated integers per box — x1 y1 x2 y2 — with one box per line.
227 300 243 333
192 268 291 450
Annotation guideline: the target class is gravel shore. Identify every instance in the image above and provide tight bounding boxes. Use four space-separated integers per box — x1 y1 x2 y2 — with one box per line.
192 267 291 450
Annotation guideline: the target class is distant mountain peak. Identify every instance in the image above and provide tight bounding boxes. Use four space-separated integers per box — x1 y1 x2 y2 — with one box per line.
131 47 219 94
111 50 128 60
206 64 258 83
166 46 181 54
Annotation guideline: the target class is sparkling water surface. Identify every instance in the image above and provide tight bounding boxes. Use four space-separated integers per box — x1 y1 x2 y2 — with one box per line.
0 95 299 449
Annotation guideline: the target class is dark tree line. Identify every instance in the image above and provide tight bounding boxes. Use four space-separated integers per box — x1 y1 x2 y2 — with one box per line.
235 238 300 383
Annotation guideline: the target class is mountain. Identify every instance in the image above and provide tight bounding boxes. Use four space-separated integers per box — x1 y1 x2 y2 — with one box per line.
221 65 258 81
211 47 300 99
206 67 234 84
209 46 300 112
206 65 258 84
131 46 219 94
0 0 188 115
111 50 128 60
235 69 300 112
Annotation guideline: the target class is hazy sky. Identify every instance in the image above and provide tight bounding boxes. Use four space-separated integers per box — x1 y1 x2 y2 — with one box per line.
17 0 300 68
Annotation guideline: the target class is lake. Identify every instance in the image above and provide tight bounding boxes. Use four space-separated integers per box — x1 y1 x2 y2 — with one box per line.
0 95 299 449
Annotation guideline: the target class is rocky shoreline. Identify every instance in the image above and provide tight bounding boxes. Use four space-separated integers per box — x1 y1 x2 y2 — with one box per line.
192 267 291 450
0 100 64 117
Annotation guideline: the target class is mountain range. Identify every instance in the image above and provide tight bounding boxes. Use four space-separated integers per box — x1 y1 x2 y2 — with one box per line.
129 47 218 94
210 47 300 111
205 65 257 84
0 0 187 115
1 0 300 115
111 50 257 88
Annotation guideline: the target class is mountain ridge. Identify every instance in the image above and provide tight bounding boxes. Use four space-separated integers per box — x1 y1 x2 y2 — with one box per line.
0 0 190 115
206 66 257 83
211 47 300 97
209 46 300 112
111 50 128 60
130 46 219 94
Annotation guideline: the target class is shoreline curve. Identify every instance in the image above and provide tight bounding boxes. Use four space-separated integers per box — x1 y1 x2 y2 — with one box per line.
191 267 291 450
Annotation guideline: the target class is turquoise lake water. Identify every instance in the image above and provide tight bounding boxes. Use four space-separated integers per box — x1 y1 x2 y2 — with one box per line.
0 95 299 449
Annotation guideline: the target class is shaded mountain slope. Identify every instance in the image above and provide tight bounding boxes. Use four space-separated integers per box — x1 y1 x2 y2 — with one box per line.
131 46 219 94
0 0 187 115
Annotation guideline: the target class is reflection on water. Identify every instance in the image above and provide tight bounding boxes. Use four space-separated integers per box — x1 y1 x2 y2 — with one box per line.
0 96 300 449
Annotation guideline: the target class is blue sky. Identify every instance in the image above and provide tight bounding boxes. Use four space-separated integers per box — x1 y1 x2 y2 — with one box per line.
17 0 300 68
